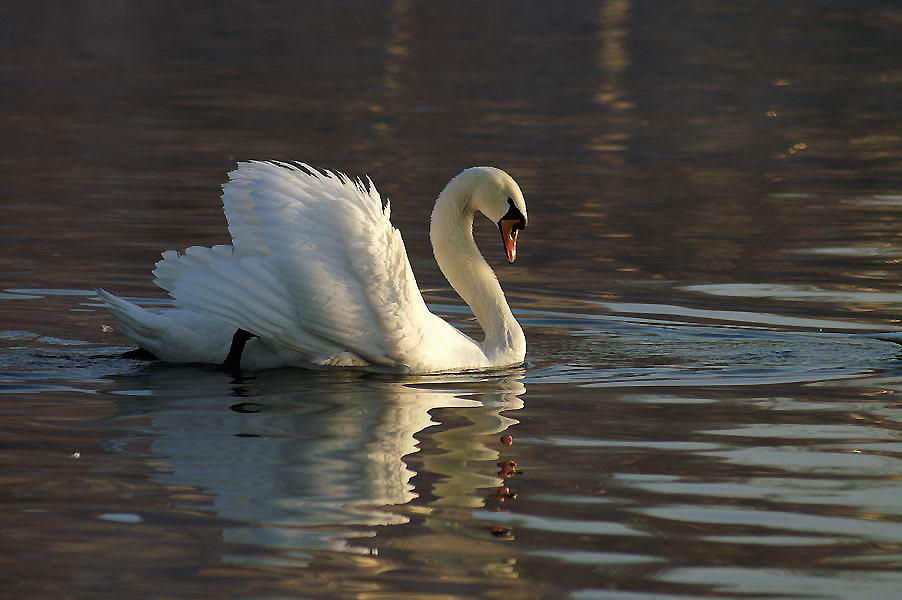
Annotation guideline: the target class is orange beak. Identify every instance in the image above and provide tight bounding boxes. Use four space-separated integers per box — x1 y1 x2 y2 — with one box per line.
499 219 521 263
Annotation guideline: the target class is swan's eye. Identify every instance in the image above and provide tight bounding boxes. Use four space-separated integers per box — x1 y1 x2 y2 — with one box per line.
501 198 525 227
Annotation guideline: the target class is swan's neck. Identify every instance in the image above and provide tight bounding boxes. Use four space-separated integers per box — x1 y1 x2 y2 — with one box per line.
429 173 525 361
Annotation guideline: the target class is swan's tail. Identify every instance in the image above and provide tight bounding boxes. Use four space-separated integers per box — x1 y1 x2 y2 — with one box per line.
95 288 167 351
96 288 242 365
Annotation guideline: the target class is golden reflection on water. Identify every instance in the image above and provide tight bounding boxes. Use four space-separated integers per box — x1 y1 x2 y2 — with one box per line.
594 0 632 113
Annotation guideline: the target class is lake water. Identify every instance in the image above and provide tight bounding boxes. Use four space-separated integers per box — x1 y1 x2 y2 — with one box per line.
4 1 902 598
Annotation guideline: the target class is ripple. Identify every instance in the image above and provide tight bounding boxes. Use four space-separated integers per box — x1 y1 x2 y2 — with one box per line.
641 505 902 541
601 300 893 330
98 513 144 524
471 511 648 537
703 535 842 546
658 567 902 599
711 447 902 474
705 424 899 441
530 549 662 565
519 435 721 451
4 288 99 297
797 246 902 258
626 477 902 512
684 283 902 306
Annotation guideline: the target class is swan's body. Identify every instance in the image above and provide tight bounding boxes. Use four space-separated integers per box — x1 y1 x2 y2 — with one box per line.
98 162 528 373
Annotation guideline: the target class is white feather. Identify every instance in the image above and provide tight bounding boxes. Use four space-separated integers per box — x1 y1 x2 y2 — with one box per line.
98 162 527 373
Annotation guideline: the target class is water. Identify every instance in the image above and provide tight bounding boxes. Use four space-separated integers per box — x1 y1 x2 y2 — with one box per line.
3 1 902 598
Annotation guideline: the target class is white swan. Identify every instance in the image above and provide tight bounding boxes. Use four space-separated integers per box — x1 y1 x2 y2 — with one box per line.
97 161 528 373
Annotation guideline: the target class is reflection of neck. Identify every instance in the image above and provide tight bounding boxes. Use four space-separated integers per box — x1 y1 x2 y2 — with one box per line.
424 380 526 508
366 380 525 509
429 173 525 358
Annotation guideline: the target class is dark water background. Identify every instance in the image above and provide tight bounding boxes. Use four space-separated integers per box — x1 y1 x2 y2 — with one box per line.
4 1 902 598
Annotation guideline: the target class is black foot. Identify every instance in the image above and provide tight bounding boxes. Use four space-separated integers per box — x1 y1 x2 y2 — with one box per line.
223 328 257 375
121 347 158 360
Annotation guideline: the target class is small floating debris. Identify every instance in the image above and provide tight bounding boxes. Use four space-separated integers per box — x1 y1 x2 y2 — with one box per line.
70 452 80 459
101 324 114 333
501 434 513 446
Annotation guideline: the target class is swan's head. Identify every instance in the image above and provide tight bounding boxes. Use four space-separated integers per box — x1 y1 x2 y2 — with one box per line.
467 167 528 263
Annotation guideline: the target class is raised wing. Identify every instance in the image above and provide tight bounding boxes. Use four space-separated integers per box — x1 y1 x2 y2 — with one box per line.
154 161 437 368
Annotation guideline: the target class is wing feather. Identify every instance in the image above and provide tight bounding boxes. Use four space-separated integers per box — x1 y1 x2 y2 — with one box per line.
156 161 435 369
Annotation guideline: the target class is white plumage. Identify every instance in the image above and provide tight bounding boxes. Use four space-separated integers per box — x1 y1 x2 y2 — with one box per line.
98 161 529 373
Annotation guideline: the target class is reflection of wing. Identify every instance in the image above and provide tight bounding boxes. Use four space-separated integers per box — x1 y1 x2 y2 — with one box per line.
141 372 524 557
153 161 438 368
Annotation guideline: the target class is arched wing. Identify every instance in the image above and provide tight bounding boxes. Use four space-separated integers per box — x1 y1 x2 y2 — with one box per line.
157 161 437 368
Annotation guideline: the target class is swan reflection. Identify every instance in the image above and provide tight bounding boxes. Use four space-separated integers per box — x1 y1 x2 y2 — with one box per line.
134 369 525 559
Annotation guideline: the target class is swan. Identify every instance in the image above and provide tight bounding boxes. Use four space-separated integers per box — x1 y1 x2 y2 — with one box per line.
97 161 528 373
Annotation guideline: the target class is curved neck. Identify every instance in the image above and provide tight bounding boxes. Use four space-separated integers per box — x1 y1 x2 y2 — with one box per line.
429 173 525 358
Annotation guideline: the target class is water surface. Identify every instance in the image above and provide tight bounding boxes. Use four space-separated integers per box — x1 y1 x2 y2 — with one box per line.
4 2 902 598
